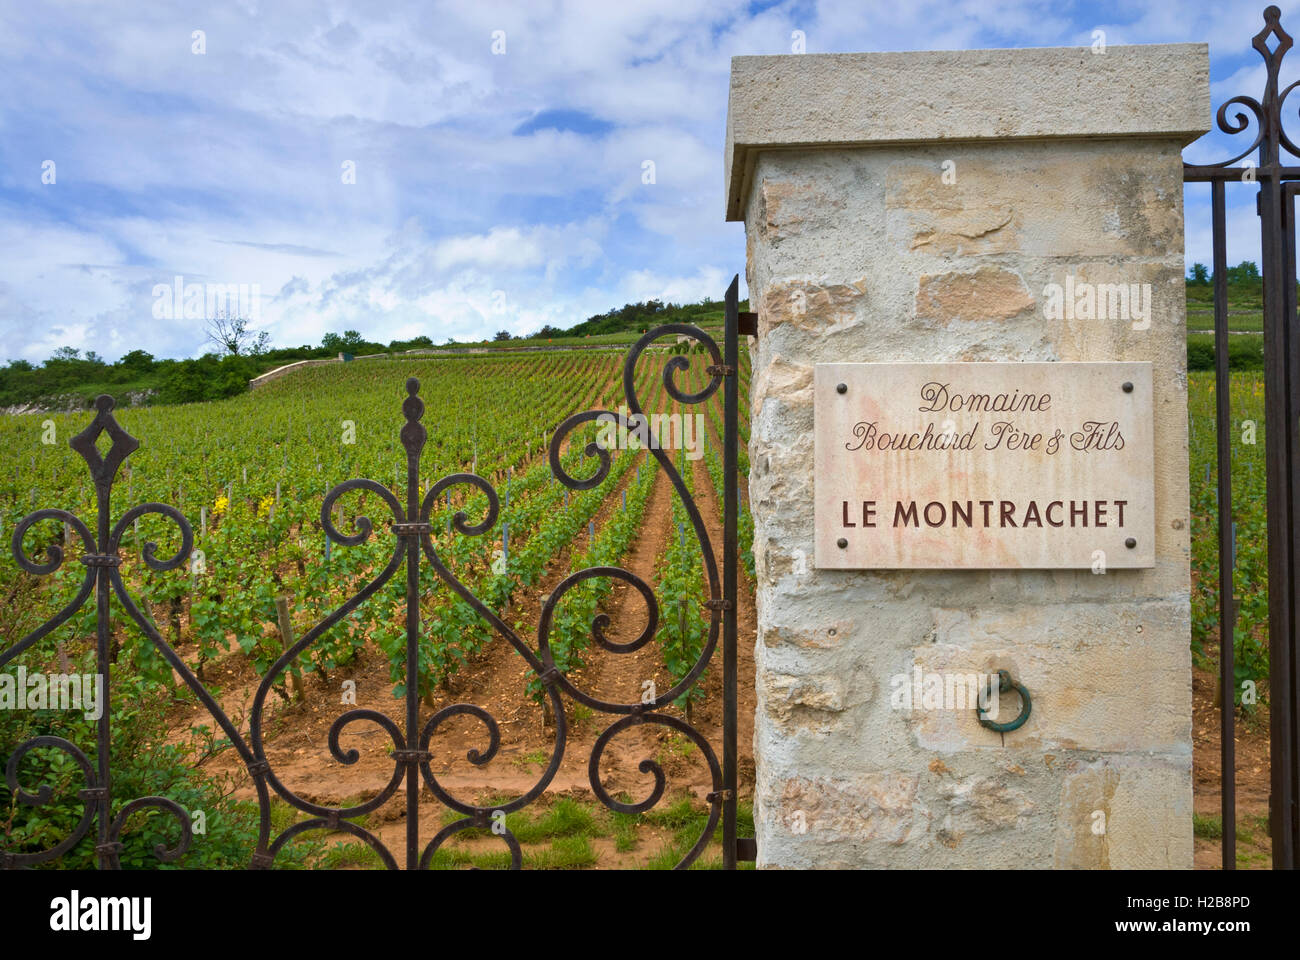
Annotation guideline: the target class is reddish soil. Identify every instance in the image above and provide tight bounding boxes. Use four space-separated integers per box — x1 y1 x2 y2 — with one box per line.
1191 663 1273 869
163 360 1267 868
165 442 759 861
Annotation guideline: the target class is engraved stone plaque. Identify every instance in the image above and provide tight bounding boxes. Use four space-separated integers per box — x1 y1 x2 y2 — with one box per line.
814 362 1155 569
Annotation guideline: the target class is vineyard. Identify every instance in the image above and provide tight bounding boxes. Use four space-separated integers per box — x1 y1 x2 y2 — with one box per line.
1186 370 1277 868
0 336 1278 868
0 340 758 869
1187 371 1269 700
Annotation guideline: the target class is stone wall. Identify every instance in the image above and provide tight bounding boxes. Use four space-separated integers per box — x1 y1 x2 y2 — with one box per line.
731 45 1209 868
248 357 341 390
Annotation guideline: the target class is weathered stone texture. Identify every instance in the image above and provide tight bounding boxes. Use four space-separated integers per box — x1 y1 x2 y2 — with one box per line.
915 267 1035 324
738 44 1204 869
726 43 1209 220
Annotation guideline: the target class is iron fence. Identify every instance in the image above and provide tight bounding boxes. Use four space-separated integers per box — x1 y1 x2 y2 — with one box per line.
0 281 746 870
1183 4 1300 870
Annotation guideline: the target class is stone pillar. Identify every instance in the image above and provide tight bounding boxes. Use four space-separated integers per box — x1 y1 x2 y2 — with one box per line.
728 44 1209 868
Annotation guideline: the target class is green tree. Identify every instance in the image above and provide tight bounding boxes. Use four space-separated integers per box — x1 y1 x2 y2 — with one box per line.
1226 261 1261 284
118 349 156 374
322 331 364 353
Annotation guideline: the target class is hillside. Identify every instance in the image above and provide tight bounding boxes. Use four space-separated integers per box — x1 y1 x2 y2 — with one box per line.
2 274 1281 414
0 344 760 869
0 297 744 414
0 334 1272 868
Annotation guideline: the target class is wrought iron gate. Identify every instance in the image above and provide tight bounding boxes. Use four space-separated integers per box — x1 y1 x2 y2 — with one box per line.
0 279 749 870
1183 4 1300 870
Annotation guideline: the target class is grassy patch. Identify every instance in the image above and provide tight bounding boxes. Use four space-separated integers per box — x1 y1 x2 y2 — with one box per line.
527 835 598 869
436 795 605 845
516 797 605 842
513 749 551 769
427 792 753 868
611 809 640 852
1194 811 1273 870
641 795 756 869
1193 813 1222 840
426 846 516 870
317 839 382 870
268 798 300 836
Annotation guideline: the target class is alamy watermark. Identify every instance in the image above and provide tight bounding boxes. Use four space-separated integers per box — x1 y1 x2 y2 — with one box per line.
1 667 103 721
50 890 151 940
596 405 705 460
152 275 261 321
889 666 1001 717
1041 274 1151 330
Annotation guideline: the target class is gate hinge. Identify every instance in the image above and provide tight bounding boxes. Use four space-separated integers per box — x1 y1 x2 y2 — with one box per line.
735 837 757 862
706 364 736 377
392 521 433 537
705 598 733 611
80 554 121 567
738 311 758 337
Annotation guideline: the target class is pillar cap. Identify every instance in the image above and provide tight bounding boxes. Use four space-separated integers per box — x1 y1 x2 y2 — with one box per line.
725 42 1210 221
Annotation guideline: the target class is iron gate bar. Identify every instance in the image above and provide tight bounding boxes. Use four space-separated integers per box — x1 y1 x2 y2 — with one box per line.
1279 177 1300 869
1253 9 1300 872
723 275 740 869
1212 177 1236 870
1185 166 1300 181
1 311 742 870
1183 4 1300 870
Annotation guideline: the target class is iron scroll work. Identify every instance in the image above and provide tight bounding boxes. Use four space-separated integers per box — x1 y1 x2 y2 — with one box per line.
0 278 746 870
1183 5 1300 870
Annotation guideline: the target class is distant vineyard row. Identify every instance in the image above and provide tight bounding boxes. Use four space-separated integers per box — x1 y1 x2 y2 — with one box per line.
0 342 754 711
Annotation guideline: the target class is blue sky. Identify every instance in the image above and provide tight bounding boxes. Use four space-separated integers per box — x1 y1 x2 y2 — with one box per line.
0 0 1294 363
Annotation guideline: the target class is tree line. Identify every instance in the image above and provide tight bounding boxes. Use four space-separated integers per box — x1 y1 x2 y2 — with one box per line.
0 330 436 410
0 296 731 410
1186 261 1261 285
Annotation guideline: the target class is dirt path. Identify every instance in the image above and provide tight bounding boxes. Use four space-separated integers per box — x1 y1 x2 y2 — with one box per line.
1191 664 1273 869
688 450 757 791
418 449 649 793
162 358 629 799
162 358 762 863
572 460 675 795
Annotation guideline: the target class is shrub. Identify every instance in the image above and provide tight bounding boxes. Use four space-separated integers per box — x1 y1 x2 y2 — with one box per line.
1186 335 1264 372
1186 337 1215 371
0 656 306 869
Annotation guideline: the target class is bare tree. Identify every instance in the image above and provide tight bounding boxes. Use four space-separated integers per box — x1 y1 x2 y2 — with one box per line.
205 308 266 355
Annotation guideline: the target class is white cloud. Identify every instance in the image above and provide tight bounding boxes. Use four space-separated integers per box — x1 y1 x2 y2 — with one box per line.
0 0 1287 361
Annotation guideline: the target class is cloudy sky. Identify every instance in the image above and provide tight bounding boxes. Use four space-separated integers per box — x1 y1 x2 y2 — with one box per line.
0 0 1294 363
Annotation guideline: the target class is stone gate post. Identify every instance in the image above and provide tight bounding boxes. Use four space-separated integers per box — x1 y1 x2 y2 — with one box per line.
728 42 1209 867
